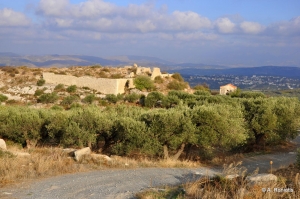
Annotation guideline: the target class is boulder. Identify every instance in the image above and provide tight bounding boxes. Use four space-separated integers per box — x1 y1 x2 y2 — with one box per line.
91 154 112 162
246 173 277 185
13 151 31 157
62 148 76 156
0 139 7 150
74 147 91 161
225 174 239 180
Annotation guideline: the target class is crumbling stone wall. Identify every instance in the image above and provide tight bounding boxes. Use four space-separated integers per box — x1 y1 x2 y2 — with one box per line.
136 67 151 75
151 67 162 80
43 72 134 95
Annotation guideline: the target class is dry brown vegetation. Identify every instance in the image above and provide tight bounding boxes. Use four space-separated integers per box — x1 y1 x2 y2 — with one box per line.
137 163 300 199
0 145 199 187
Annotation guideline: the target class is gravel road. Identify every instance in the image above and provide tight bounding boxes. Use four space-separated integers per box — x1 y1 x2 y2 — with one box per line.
1 135 299 199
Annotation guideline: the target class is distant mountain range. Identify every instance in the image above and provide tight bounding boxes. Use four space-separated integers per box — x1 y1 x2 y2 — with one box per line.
0 52 227 70
0 52 299 78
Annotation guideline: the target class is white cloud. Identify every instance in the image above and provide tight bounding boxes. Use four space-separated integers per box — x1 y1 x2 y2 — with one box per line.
170 11 212 30
240 21 265 34
38 0 69 17
215 17 235 33
175 32 217 41
72 0 116 17
36 0 212 34
268 16 300 36
0 8 31 27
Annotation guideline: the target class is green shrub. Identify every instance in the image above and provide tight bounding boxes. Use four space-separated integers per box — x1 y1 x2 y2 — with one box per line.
37 93 59 103
82 94 96 104
34 89 44 96
193 83 210 91
134 76 155 91
105 94 123 104
61 95 80 106
70 103 82 109
99 99 108 106
66 85 77 93
54 84 65 91
154 76 164 84
0 94 8 102
124 93 140 103
194 90 211 96
51 105 64 111
37 79 45 86
171 73 184 82
167 81 188 90
106 94 118 104
144 92 165 108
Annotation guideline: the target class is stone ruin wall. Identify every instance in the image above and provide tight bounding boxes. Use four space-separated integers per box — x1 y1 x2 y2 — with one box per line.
43 72 134 95
151 67 162 80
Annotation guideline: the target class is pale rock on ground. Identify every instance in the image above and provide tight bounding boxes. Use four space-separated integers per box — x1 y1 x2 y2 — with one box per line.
91 154 112 162
74 147 91 161
0 139 7 150
11 151 31 157
246 173 278 185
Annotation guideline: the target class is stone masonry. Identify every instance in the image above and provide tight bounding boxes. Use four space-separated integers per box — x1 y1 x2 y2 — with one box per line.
43 72 134 95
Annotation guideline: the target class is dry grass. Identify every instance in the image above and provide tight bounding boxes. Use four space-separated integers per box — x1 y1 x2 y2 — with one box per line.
137 162 300 199
0 147 200 188
0 148 87 187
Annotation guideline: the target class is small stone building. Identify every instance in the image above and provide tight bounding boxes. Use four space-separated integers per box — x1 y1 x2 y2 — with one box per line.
220 83 237 95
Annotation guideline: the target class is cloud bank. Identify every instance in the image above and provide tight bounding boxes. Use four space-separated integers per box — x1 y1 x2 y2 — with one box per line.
0 0 299 66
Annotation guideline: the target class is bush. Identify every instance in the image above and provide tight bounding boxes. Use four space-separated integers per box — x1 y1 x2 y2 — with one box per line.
37 79 45 86
154 76 164 84
124 93 140 103
167 81 188 90
171 73 184 82
66 85 77 93
144 92 165 108
51 105 64 111
60 95 79 106
194 90 211 96
37 93 59 103
105 94 118 104
82 94 96 104
54 84 65 91
34 89 44 96
134 76 155 91
193 83 210 91
0 94 8 102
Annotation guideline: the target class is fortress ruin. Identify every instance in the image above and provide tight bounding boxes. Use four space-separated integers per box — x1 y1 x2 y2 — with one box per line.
42 65 171 95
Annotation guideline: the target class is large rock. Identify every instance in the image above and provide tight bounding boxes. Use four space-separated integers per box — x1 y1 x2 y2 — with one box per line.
12 151 31 157
246 174 277 185
91 154 112 162
0 139 7 150
74 147 91 161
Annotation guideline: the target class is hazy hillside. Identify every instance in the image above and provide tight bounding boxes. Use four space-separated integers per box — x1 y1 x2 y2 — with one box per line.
0 52 229 70
169 66 300 78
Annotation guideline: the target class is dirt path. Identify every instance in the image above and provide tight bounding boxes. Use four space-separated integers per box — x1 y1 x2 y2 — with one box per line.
1 135 299 199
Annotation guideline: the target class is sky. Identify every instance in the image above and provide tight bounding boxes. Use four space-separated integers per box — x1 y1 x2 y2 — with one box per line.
0 0 299 67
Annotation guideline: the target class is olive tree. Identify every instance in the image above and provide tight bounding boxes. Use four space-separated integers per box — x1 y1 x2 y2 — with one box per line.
0 107 44 148
141 107 196 160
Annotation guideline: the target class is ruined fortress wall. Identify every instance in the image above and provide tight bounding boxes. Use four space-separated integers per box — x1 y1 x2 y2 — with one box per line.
43 73 134 95
151 67 162 80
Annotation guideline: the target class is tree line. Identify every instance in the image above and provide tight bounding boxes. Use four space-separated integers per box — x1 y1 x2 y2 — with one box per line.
0 91 299 160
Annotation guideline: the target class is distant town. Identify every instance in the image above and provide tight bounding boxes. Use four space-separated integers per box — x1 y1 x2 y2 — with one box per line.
186 75 300 90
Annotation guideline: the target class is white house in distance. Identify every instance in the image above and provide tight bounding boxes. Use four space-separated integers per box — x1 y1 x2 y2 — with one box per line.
220 83 237 95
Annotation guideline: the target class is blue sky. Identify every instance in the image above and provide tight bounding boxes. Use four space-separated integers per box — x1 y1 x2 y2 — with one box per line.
0 0 299 66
